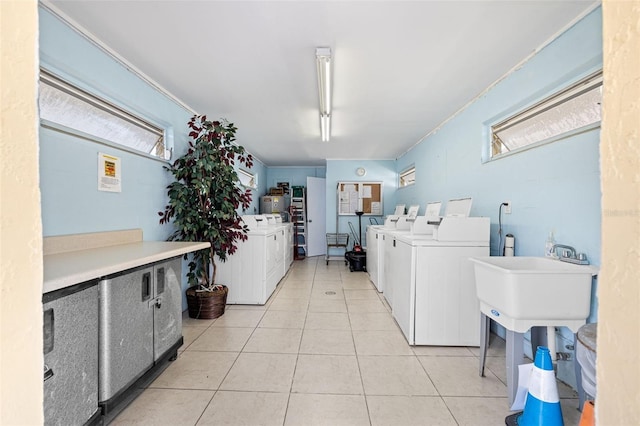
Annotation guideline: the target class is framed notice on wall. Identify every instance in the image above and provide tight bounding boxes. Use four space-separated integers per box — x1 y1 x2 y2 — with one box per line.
337 181 382 215
98 152 122 192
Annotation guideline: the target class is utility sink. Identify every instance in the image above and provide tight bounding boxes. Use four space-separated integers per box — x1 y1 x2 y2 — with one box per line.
470 256 597 333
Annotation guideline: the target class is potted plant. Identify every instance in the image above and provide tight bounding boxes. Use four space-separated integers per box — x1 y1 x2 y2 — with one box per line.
159 114 253 319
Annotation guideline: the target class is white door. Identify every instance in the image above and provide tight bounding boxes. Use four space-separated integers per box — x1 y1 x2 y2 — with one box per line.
306 176 326 257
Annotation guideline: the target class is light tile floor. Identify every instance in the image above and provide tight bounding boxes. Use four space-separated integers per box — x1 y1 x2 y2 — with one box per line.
112 256 582 426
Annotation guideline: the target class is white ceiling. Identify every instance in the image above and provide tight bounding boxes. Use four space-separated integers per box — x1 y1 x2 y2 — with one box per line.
46 0 598 167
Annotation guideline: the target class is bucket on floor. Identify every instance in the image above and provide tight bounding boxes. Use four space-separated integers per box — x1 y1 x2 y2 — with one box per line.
345 251 366 272
505 346 564 426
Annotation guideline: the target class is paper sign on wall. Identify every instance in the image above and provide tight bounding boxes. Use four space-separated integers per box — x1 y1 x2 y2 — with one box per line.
98 152 121 192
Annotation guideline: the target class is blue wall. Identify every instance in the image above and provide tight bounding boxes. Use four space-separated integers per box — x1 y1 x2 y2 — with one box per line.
325 160 397 249
393 7 602 371
265 167 326 190
39 7 265 308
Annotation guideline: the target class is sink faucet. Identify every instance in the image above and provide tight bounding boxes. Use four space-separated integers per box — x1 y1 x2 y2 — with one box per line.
551 244 576 259
551 244 590 265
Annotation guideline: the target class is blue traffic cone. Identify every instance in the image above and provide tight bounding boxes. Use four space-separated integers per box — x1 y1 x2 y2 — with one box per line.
506 346 564 426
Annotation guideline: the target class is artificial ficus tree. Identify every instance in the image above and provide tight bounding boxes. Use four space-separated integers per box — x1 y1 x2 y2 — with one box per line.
159 115 253 290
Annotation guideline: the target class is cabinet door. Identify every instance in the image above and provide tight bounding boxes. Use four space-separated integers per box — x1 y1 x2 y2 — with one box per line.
43 282 99 425
153 258 182 361
99 267 154 402
390 239 414 344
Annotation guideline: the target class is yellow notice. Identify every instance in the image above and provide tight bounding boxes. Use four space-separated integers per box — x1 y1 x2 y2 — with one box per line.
98 152 122 192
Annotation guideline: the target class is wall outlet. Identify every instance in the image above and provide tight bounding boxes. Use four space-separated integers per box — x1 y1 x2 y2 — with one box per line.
504 201 512 214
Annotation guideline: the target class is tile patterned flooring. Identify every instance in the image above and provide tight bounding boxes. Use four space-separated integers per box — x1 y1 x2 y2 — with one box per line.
112 256 581 426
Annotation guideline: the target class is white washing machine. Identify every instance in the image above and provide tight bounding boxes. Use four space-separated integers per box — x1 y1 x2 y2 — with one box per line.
385 216 490 346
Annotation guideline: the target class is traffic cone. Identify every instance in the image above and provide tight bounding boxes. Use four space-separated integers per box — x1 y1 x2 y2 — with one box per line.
505 346 564 426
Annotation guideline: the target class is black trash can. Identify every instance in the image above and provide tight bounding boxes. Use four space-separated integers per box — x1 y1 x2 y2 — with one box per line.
345 251 367 272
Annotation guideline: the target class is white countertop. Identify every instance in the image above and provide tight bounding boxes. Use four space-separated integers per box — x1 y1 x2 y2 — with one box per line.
43 241 210 294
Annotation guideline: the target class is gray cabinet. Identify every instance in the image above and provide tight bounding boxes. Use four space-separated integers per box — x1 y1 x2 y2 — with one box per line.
98 257 182 412
43 280 100 426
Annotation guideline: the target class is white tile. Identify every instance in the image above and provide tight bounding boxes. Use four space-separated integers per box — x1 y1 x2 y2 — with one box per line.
344 289 380 300
343 280 376 290
358 356 438 396
352 330 414 355
313 272 343 281
346 299 388 313
349 312 398 331
282 280 313 289
304 312 351 330
313 280 345 288
243 327 302 354
368 395 457 426
284 394 370 426
307 299 348 313
258 310 306 328
418 356 507 397
443 396 511 426
299 329 355 355
181 326 208 350
110 388 213 425
276 287 312 299
187 327 254 352
220 353 297 393
197 391 288 426
268 297 309 312
211 309 265 328
292 355 363 394
310 285 344 300
149 351 237 390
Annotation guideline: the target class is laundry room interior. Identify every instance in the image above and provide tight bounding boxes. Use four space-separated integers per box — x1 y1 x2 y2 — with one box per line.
2 1 639 425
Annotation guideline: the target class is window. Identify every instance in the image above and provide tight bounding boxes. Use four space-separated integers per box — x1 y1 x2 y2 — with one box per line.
491 70 602 159
238 169 256 189
399 166 415 187
39 70 167 160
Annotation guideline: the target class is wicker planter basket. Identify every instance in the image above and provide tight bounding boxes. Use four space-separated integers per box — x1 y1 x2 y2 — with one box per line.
186 285 228 319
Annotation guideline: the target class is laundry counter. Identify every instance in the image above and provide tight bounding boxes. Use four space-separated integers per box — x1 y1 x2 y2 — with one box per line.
44 229 209 293
42 229 209 425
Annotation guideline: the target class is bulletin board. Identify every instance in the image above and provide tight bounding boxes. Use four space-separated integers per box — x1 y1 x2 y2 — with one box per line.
338 182 383 215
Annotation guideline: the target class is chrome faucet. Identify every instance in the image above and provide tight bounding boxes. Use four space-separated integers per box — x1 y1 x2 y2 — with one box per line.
551 244 590 265
551 244 576 258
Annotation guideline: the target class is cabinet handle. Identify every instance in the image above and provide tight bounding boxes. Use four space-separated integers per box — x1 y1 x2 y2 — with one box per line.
156 267 165 295
43 308 54 355
44 365 54 382
393 239 396 247
141 272 151 301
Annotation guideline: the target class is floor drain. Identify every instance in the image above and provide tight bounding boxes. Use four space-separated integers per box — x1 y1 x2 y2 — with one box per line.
325 291 337 295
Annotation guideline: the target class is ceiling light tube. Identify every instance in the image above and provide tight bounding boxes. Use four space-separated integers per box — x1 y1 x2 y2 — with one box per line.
316 47 332 141
320 114 331 142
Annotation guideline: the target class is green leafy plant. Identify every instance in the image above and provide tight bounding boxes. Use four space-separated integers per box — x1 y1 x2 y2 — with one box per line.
159 115 253 290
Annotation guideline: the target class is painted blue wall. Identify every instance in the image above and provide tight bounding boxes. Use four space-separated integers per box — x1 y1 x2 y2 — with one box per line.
394 7 602 376
39 7 265 308
265 167 326 190
325 160 397 250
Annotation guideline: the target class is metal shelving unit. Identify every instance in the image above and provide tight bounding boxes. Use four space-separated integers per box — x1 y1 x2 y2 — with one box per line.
291 188 306 260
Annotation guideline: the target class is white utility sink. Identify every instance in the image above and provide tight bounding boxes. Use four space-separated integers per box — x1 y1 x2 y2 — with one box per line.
470 256 597 333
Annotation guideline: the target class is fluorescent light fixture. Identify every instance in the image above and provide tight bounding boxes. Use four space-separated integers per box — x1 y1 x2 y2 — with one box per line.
316 47 332 141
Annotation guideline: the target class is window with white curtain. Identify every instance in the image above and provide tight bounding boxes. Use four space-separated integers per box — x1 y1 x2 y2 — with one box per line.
39 69 167 159
491 70 602 159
